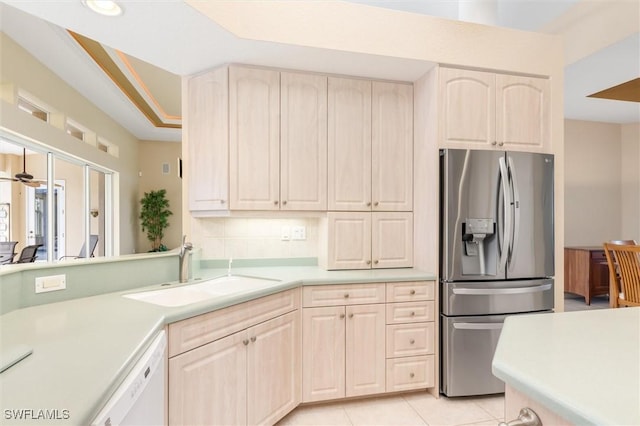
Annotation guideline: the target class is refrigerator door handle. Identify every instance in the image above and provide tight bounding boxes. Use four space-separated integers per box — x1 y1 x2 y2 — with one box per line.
507 156 521 267
498 157 512 272
452 322 504 330
452 283 553 295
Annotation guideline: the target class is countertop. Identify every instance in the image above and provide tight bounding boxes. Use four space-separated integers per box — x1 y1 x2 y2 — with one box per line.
0 266 434 425
492 307 640 426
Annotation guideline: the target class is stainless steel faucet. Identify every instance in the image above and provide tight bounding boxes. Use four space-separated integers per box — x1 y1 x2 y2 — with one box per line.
179 235 193 283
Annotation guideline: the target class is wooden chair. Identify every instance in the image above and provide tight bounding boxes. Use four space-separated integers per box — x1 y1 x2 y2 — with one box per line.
603 243 640 308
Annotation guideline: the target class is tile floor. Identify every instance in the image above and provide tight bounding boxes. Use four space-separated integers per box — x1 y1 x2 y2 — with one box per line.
279 293 606 426
277 392 505 426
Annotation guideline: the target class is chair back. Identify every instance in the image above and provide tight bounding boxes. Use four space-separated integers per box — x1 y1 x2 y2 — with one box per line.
78 235 99 258
15 244 43 263
0 241 18 264
603 243 640 307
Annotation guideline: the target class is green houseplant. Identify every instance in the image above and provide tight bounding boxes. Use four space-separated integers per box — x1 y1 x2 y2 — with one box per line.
140 189 173 252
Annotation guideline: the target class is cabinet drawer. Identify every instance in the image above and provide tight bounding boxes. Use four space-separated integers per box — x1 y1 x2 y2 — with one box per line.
169 288 299 357
386 355 434 392
386 301 434 324
303 283 385 307
590 250 606 261
386 281 434 303
386 322 434 358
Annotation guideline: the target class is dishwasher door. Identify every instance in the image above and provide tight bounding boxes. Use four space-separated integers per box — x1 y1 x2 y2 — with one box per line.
92 330 166 426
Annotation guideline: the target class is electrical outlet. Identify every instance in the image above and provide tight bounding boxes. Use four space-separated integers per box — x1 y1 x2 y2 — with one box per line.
281 226 291 241
291 226 306 240
35 274 66 293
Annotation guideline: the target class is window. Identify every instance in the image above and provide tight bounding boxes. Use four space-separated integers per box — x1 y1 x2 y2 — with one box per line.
17 96 49 122
65 119 86 141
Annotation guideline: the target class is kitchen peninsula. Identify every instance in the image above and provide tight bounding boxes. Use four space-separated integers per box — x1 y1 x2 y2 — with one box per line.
493 307 640 425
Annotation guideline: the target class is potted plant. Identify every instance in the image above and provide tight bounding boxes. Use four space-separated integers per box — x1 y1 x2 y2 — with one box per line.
140 189 173 252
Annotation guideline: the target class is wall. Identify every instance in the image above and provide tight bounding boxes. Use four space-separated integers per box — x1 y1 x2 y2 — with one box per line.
0 32 140 254
564 120 622 245
564 120 640 246
137 140 182 252
621 123 640 241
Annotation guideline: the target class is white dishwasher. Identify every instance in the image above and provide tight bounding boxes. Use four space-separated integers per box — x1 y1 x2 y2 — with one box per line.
92 330 166 426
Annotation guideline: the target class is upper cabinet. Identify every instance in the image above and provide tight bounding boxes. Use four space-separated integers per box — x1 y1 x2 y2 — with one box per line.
439 67 550 152
328 78 413 212
186 68 229 212
280 72 328 211
229 66 281 210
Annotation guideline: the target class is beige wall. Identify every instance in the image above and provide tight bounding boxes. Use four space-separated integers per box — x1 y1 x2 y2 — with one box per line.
137 140 182 252
621 123 640 241
564 119 640 246
0 32 140 254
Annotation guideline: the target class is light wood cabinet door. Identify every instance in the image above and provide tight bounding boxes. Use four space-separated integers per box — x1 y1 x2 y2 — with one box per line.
186 68 229 211
169 330 247 426
247 310 301 426
328 77 372 211
302 306 346 402
281 72 328 211
326 212 372 270
229 66 280 210
496 74 550 150
386 355 434 392
345 303 386 397
372 81 413 212
371 212 413 269
439 67 495 148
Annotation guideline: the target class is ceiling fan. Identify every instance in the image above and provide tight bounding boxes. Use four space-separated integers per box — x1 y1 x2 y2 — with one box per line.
0 148 50 188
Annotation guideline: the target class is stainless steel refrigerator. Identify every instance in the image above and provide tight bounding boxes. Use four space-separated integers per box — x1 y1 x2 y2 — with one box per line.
440 149 554 397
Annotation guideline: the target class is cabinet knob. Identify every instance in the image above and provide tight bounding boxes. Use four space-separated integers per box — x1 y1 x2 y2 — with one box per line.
340 314 345 319
374 201 379 207
366 260 371 265
243 339 249 346
344 293 350 298
410 289 416 295
409 372 415 378
498 142 504 146
410 311 415 316
220 199 226 204
250 336 256 343
409 339 415 344
282 200 287 205
374 260 379 265
274 200 279 205
491 141 497 146
366 202 372 207
349 313 354 318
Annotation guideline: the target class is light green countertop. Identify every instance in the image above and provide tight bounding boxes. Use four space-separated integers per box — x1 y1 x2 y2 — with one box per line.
0 266 435 425
492 307 640 426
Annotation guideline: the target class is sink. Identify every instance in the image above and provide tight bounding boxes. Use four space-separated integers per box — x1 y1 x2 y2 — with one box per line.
123 275 281 307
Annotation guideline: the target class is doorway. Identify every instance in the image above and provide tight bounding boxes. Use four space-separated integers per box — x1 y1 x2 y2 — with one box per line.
25 181 65 260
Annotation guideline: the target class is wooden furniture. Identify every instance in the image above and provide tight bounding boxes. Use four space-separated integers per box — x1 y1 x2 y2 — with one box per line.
564 246 611 305
603 243 640 308
438 67 550 152
168 289 301 426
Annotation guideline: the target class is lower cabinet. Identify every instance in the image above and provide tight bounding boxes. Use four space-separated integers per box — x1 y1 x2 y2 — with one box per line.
302 303 386 402
169 310 301 425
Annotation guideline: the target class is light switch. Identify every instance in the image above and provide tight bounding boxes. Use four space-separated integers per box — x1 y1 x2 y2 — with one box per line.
291 226 306 240
35 274 66 293
281 226 291 241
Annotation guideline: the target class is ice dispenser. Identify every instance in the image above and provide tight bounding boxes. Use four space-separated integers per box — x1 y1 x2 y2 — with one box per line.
462 218 495 275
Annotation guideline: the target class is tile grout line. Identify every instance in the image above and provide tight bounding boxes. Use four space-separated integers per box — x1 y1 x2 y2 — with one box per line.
402 394 431 426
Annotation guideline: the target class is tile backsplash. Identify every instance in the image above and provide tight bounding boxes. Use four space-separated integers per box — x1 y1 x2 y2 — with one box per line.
191 217 319 260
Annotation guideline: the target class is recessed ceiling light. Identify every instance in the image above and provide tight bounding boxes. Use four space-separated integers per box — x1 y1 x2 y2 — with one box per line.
83 0 123 17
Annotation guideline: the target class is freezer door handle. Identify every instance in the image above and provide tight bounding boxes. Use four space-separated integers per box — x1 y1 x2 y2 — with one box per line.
507 156 521 267
452 283 552 296
452 322 504 330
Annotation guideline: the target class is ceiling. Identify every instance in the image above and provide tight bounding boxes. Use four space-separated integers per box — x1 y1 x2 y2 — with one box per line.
0 0 638 144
